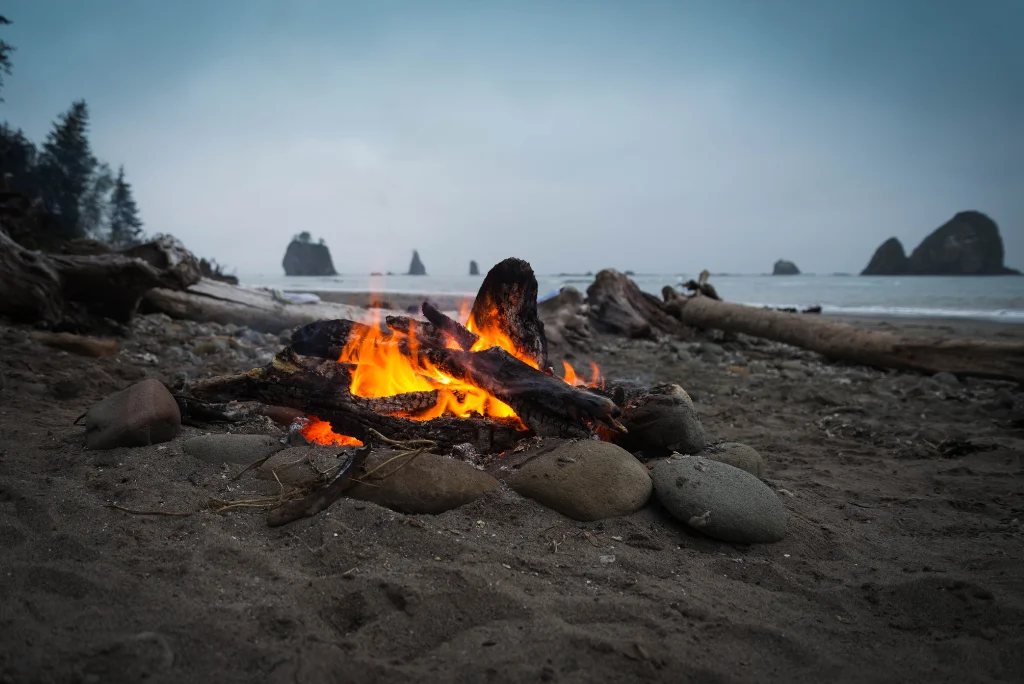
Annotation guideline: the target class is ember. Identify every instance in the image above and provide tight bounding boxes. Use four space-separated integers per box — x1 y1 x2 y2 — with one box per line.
299 416 364 447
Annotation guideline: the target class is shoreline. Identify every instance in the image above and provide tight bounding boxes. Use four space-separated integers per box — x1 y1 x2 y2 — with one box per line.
308 289 1024 338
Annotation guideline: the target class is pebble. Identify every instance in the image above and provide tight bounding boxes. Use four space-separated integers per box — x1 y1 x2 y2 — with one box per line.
651 455 787 544
931 371 961 388
617 383 706 455
504 440 652 522
347 450 501 515
83 379 181 450
698 442 766 478
183 433 285 466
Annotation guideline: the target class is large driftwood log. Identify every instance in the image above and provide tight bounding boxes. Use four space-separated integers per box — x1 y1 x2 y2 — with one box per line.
665 292 1024 384
143 278 369 334
0 220 201 329
587 269 692 339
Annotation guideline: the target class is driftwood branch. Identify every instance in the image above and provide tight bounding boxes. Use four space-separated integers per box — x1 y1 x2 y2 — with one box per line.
422 301 479 351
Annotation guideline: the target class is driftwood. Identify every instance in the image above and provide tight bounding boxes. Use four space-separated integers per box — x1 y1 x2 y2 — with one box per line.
469 258 549 369
587 269 691 339
143 278 369 334
680 269 721 300
664 290 1024 384
0 216 201 331
537 287 595 350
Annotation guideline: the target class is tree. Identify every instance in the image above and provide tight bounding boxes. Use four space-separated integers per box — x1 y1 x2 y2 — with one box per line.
296 231 312 243
37 100 98 239
79 162 114 237
107 165 143 248
0 123 39 193
0 16 13 102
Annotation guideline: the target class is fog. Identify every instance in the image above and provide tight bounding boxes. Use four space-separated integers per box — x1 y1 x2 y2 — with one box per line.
6 0 1023 275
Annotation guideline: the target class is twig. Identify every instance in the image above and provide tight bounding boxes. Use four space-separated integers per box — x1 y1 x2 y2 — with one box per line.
105 504 193 517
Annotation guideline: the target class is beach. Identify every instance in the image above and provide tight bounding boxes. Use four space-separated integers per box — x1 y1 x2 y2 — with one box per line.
1 295 1022 684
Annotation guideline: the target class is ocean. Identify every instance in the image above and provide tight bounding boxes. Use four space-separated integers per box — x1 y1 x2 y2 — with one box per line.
237 272 1024 322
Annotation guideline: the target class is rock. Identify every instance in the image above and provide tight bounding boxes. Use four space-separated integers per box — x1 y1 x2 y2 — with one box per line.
30 331 118 357
260 405 306 427
699 443 765 478
930 371 961 388
907 212 1018 275
772 260 800 275
407 250 427 276
537 286 594 350
347 450 499 514
183 434 284 466
698 342 725 357
469 260 480 276
282 233 337 276
256 446 339 486
84 379 181 450
862 212 1020 276
615 384 706 455
502 440 652 521
652 455 787 543
861 237 909 275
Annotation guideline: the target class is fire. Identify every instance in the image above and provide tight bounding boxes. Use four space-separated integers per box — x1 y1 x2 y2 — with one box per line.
337 301 603 423
561 360 604 389
300 416 364 446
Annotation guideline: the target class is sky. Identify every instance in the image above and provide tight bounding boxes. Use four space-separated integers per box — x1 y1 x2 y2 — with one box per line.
3 0 1023 276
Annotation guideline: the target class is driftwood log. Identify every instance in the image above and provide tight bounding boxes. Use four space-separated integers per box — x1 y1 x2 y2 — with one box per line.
537 286 595 350
665 289 1024 384
0 211 201 331
587 269 691 340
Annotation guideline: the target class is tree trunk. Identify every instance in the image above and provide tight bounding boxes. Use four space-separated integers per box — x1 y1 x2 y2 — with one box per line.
667 293 1024 384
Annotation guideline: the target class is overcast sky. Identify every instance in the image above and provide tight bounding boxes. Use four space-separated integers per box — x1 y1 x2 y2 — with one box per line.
4 0 1023 275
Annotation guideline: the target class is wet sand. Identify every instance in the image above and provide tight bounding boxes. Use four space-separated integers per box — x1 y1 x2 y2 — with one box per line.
0 310 1022 683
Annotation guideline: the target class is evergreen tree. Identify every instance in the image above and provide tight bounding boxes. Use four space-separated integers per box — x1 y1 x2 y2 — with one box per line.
107 165 143 247
79 162 114 237
0 16 13 101
37 100 98 239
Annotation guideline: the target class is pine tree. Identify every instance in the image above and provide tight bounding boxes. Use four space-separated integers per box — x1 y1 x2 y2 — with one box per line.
37 100 98 239
0 16 13 102
107 165 143 247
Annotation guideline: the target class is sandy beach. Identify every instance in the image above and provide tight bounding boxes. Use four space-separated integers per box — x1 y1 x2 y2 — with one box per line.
1 304 1022 684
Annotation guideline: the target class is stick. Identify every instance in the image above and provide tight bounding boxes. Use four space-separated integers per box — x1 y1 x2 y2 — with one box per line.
421 301 479 351
265 443 372 527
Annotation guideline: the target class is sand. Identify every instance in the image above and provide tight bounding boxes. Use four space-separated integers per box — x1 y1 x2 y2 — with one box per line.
1 310 1022 683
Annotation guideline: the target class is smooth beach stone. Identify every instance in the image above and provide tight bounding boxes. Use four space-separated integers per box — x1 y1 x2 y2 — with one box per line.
652 454 786 544
698 442 766 479
504 440 652 522
184 433 284 466
347 450 500 515
84 379 181 450
616 383 706 456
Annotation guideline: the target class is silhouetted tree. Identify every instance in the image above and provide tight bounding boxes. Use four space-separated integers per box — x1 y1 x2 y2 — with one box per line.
107 165 143 247
0 16 13 101
37 100 99 239
296 231 312 243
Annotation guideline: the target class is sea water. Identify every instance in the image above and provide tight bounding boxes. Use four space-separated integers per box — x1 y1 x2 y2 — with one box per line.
238 272 1024 322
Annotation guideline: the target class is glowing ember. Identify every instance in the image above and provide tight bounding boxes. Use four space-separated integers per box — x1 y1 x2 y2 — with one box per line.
300 416 364 446
339 302 603 423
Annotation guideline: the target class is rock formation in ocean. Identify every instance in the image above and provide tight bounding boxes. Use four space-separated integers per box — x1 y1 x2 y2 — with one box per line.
861 237 909 275
469 260 479 276
772 260 800 275
408 250 427 276
282 233 337 276
861 212 1019 276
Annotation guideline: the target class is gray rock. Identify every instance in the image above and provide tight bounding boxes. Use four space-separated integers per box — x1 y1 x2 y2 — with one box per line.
347 450 500 514
931 371 961 388
503 440 652 521
699 343 725 357
84 379 181 450
699 442 765 478
652 455 787 544
616 384 706 455
183 434 284 465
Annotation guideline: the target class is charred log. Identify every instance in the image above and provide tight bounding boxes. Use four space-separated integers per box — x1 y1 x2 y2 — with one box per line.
422 301 479 351
470 258 549 369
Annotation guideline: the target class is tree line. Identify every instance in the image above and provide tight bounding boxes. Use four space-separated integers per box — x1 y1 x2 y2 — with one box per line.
0 15 144 249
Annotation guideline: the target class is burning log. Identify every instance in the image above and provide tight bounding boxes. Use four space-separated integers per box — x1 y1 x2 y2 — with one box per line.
587 269 692 339
469 257 549 369
664 287 1024 384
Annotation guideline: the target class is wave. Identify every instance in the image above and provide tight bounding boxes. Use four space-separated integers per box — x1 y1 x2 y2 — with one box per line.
741 302 1024 321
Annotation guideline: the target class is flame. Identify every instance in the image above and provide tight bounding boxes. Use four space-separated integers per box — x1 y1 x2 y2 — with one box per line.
561 359 604 389
300 416 364 446
338 301 603 424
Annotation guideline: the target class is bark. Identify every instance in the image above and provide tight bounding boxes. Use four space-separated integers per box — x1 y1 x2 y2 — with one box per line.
667 294 1024 384
143 278 369 334
588 269 692 339
470 258 549 369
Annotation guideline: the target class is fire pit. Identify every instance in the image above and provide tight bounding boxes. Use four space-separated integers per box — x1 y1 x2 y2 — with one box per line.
176 258 705 525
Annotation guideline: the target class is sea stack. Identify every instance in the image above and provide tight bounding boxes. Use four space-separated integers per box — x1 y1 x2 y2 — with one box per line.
772 260 800 275
282 232 337 276
470 260 480 276
408 250 427 276
861 212 1019 275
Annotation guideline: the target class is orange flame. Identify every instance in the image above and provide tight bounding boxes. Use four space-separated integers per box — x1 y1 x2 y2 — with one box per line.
300 416 364 446
561 360 604 389
338 301 603 423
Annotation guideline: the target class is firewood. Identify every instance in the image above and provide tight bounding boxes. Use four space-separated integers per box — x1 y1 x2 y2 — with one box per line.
470 258 549 369
421 301 479 351
665 290 1024 384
